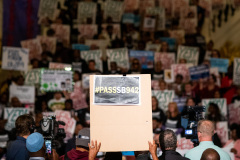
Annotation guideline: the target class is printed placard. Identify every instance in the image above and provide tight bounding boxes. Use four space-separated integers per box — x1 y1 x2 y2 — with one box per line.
4 108 30 131
154 53 175 69
93 76 140 105
38 0 58 20
160 37 177 51
51 24 70 47
85 39 108 50
81 50 103 72
216 121 228 146
106 48 129 70
40 70 73 92
210 58 229 73
177 45 199 66
37 36 57 53
164 69 174 83
189 65 210 80
152 90 175 112
78 2 97 24
202 98 227 117
142 17 156 32
9 85 35 104
171 64 192 82
233 58 240 85
228 102 240 125
49 62 72 70
104 1 124 22
2 46 29 71
25 69 41 85
21 39 43 60
129 50 154 69
77 24 98 39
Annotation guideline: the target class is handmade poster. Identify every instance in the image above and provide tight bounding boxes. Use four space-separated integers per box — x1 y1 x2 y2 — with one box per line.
216 121 228 146
168 30 185 45
151 80 160 90
81 50 103 72
154 53 175 69
9 85 35 104
202 98 227 118
152 90 175 112
210 58 229 73
101 24 121 39
21 39 42 60
78 2 97 24
228 102 240 125
38 0 58 20
159 38 176 51
106 48 129 70
72 44 90 51
189 65 210 80
179 18 198 34
2 46 29 71
51 24 70 47
4 108 30 131
177 138 194 150
77 24 98 39
37 36 57 53
164 69 174 83
93 76 140 105
171 64 192 82
40 70 73 92
25 69 41 85
199 0 212 17
85 39 108 51
124 0 139 12
129 50 154 69
49 62 72 70
146 7 166 30
90 74 152 151
104 1 123 22
145 44 161 52
233 58 240 85
70 82 88 110
172 0 189 18
142 17 156 32
158 0 172 16
177 45 199 66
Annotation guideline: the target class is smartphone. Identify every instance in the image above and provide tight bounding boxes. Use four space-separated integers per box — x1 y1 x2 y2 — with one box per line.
45 139 52 154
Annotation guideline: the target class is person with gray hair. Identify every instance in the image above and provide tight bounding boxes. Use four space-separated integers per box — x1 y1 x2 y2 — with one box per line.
185 120 230 160
200 148 220 160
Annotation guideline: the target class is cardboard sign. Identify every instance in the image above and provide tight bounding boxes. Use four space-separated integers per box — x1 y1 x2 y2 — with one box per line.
154 53 175 69
101 24 121 39
90 74 152 151
177 45 199 66
81 50 103 72
189 65 210 80
228 102 240 125
171 64 192 82
106 48 129 70
38 0 58 20
210 58 229 73
9 85 35 104
124 0 139 12
70 82 88 110
104 1 124 22
49 62 72 70
25 69 41 85
145 44 161 52
4 108 30 131
2 46 29 71
40 70 73 92
72 44 90 51
78 2 97 24
164 69 174 83
233 58 240 85
21 39 43 60
216 121 228 146
172 0 189 18
129 50 154 69
152 90 175 112
51 24 70 47
37 36 57 53
77 24 98 39
169 30 185 45
160 37 176 51
202 98 227 118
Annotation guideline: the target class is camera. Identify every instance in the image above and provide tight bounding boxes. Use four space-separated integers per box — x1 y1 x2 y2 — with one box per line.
40 116 66 153
181 106 206 146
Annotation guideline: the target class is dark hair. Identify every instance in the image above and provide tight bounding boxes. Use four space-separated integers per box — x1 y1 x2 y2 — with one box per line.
176 74 183 80
230 123 240 139
88 59 96 64
65 99 73 106
200 148 220 160
210 74 217 82
15 114 35 136
159 129 177 151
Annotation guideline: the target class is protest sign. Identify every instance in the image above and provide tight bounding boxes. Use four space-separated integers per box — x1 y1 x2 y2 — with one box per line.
122 13 135 24
228 102 240 125
152 90 175 112
210 58 229 73
72 44 90 51
90 74 152 151
216 121 228 146
158 0 172 16
179 18 197 34
77 24 98 39
106 48 129 70
171 64 192 82
154 53 175 69
21 39 42 60
145 44 161 52
142 17 156 32
233 58 240 85
93 76 140 105
72 62 82 73
4 108 30 131
151 80 160 90
81 50 103 72
159 38 176 51
202 98 227 118
2 46 29 71
169 30 185 45
78 2 97 24
189 65 210 81
199 0 212 17
104 1 123 22
38 0 58 20
9 85 35 104
82 74 91 89
129 50 154 69
40 70 73 92
146 7 166 30
177 45 199 66
177 138 194 150
49 62 72 70
70 82 88 110
85 39 108 51
101 24 121 39
172 0 189 18
51 24 70 47
164 69 174 83
25 69 41 85
124 0 139 12
173 97 187 112
37 36 57 53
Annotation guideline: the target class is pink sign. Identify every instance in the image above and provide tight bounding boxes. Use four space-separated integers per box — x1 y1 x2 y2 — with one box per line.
21 39 42 60
78 24 98 39
70 82 88 110
228 103 240 125
51 24 70 47
177 138 194 150
216 121 228 146
154 53 175 69
172 64 191 82
37 36 57 53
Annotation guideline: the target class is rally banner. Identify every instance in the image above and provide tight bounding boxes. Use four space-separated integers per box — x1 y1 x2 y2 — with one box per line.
189 65 210 80
25 69 41 85
93 75 140 105
202 98 227 118
78 2 97 24
38 0 58 20
81 50 103 72
21 38 43 60
2 47 29 71
177 45 199 66
72 44 90 51
210 58 229 73
40 70 73 92
160 37 177 51
49 62 72 70
106 48 129 70
169 30 185 45
145 44 161 52
77 24 98 39
233 58 240 85
129 50 154 69
101 24 121 39
4 108 30 131
172 0 189 18
124 0 139 12
152 90 175 112
104 1 124 22
216 121 228 146
171 64 192 82
51 24 70 47
154 53 175 69
9 85 35 104
228 102 240 125
37 36 57 53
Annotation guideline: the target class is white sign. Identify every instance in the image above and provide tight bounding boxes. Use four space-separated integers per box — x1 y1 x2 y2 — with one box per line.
202 98 227 117
9 85 35 104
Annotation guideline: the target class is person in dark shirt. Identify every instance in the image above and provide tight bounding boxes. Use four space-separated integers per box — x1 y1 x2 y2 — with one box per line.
232 86 240 103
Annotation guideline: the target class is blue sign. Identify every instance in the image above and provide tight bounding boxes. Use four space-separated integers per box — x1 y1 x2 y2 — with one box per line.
160 37 176 51
189 65 210 80
129 50 154 69
210 58 229 73
72 44 90 51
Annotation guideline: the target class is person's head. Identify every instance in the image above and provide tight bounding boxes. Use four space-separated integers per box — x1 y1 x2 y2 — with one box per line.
200 148 220 160
184 82 192 93
159 80 167 91
152 118 162 130
186 97 195 106
131 58 141 71
15 114 35 137
11 97 21 107
179 58 187 64
35 111 43 127
26 132 45 157
230 123 240 141
236 86 240 95
0 92 8 104
208 103 220 117
54 92 62 100
214 90 221 98
76 128 90 151
88 59 96 71
159 129 177 151
73 71 81 82
211 50 220 58
167 102 179 117
154 61 162 72
197 120 215 142
65 99 73 110
110 62 117 71
152 96 159 111
209 74 217 84
16 75 25 86
31 59 39 68
175 74 183 84
161 41 169 52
